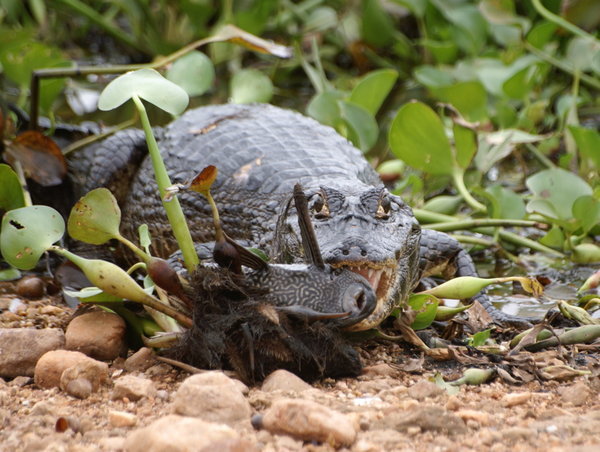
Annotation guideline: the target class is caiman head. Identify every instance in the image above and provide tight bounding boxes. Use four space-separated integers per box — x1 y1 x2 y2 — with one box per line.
275 181 422 331
244 184 378 328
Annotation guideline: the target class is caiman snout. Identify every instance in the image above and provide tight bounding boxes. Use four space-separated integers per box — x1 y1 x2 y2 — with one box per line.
341 283 376 323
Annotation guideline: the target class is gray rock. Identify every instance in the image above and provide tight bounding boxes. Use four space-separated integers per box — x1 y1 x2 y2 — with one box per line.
559 381 592 406
261 369 312 393
124 415 246 452
60 358 110 392
65 311 127 361
0 328 65 378
124 347 156 372
112 375 156 401
64 378 93 399
172 372 251 425
34 350 108 389
256 398 357 447
407 379 445 400
377 405 466 435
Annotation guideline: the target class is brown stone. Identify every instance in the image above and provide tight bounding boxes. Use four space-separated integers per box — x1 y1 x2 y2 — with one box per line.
34 350 108 389
261 369 312 393
0 328 65 378
65 311 127 360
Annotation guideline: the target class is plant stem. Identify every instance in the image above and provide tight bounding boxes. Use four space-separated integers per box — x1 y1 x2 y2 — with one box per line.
132 95 199 273
426 218 544 232
525 143 555 169
451 168 486 212
531 0 599 43
56 0 145 53
11 161 33 207
498 230 564 257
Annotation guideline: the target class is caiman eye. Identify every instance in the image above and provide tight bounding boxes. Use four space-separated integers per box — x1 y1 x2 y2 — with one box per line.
376 195 391 219
311 193 330 218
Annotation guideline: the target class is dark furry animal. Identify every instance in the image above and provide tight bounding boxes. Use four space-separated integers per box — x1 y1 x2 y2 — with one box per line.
170 184 367 383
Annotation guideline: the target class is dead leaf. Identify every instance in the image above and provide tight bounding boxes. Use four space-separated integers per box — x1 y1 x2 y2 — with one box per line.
189 165 218 193
464 301 494 332
5 130 66 186
538 364 591 381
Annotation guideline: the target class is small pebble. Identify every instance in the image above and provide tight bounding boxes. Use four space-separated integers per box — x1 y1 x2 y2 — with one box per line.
502 392 532 407
65 378 93 399
16 276 45 299
109 410 138 428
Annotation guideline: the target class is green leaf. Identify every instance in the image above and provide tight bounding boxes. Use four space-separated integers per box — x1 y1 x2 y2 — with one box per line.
0 267 21 281
572 195 600 235
362 0 395 47
138 224 151 253
1 205 65 270
422 39 458 64
453 123 477 170
67 188 122 245
422 195 463 215
306 91 344 127
539 225 565 249
349 69 398 116
166 51 215 97
566 36 600 72
339 101 379 152
0 164 26 211
484 185 526 219
229 69 273 104
431 81 487 121
568 125 600 169
414 65 454 89
526 168 593 221
98 68 189 115
304 6 338 33
407 294 439 330
389 101 454 175
468 328 491 347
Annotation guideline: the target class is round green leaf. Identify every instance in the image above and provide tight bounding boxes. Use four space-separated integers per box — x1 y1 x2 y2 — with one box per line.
0 164 26 211
98 68 189 115
166 51 215 97
229 69 273 104
407 293 439 330
306 91 344 127
389 101 453 175
484 185 526 220
572 195 600 235
526 168 593 221
431 80 487 121
339 101 378 152
349 69 398 116
1 205 65 270
68 188 122 245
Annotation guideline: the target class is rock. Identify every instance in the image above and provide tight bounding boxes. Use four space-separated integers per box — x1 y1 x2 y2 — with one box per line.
362 363 397 377
256 398 357 447
65 311 127 361
8 376 32 387
559 381 592 406
124 347 156 372
60 358 110 392
0 328 65 378
377 405 466 435
109 410 138 428
64 378 93 399
455 409 491 426
261 369 312 393
112 375 156 401
34 350 108 389
16 276 45 299
502 392 532 407
407 380 445 400
124 415 246 452
172 372 251 425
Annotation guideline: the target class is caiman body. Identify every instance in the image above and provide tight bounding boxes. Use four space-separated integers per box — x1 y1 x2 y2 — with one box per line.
70 103 519 330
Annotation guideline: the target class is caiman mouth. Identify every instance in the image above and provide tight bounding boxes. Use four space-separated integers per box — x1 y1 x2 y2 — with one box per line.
331 259 399 331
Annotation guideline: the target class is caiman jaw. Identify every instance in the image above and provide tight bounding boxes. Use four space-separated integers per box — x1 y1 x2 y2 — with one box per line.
330 259 399 331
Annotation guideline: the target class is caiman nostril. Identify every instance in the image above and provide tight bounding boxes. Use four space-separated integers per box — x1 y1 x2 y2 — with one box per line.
342 249 350 256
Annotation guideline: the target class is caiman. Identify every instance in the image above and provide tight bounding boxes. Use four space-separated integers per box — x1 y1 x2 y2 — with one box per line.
69 103 529 331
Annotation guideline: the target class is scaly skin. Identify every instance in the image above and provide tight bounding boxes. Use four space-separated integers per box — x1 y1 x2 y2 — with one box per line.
69 103 531 330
